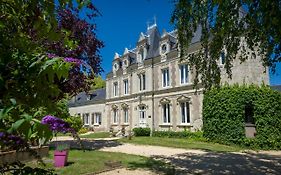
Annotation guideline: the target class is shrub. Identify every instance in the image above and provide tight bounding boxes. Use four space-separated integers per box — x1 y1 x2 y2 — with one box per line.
203 84 281 149
78 127 89 134
132 127 151 136
65 115 83 132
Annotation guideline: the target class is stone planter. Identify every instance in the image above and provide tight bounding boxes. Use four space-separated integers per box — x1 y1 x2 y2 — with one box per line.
0 146 49 164
54 150 68 167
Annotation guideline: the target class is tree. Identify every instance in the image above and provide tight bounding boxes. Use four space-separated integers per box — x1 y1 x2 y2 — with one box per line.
90 76 106 90
0 0 102 154
171 0 281 90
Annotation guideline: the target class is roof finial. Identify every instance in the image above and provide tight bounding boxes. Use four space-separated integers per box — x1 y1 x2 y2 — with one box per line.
154 15 157 26
147 16 157 30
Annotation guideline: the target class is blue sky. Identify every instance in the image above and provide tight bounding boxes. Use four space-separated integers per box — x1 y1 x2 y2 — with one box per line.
93 0 281 85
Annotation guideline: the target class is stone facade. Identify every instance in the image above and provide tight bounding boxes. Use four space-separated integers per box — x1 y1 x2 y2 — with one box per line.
69 24 269 133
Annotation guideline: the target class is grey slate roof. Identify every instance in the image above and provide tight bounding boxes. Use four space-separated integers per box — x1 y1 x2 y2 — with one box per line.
68 88 106 107
146 25 161 59
271 85 281 92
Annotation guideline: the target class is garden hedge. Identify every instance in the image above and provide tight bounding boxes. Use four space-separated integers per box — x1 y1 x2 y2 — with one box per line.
203 84 281 149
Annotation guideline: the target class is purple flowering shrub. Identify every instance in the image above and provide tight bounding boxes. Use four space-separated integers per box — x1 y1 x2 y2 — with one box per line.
0 132 27 151
41 115 74 134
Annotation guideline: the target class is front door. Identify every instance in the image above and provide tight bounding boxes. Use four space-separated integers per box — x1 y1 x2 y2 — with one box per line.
139 106 146 127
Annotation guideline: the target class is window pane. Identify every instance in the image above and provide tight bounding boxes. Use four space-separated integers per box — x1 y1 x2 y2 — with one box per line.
163 105 166 123
143 74 146 90
167 104 170 123
181 103 185 123
185 65 188 83
166 69 170 86
186 102 190 123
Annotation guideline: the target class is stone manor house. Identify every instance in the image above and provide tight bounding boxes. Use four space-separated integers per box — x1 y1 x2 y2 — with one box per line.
68 24 269 133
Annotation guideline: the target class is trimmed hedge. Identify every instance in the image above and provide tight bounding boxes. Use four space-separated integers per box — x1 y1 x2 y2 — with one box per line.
133 127 151 136
203 84 281 149
152 131 204 140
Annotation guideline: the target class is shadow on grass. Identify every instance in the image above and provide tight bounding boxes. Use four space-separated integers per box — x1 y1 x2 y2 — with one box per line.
49 140 122 151
127 158 178 175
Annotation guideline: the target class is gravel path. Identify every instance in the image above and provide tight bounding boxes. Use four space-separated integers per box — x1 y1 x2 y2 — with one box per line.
100 143 207 157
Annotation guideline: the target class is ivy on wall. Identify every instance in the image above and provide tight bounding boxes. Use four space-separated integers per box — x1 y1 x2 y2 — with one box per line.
203 84 281 149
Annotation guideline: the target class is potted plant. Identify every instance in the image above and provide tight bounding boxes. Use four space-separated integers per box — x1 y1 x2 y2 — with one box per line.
54 143 69 167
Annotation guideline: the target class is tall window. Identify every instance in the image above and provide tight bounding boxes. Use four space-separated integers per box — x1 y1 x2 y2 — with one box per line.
139 74 146 91
95 113 102 125
180 102 190 123
139 106 146 125
162 104 170 123
113 82 118 97
220 51 225 65
83 113 89 125
179 64 189 84
113 109 118 124
124 79 128 95
91 113 95 125
124 109 129 124
162 69 170 87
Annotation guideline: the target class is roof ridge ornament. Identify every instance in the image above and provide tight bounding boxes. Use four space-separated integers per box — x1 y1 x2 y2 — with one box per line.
147 16 157 30
114 52 120 59
123 47 129 55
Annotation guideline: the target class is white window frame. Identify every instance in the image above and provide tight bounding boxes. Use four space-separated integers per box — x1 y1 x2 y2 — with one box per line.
139 73 146 91
124 109 129 124
95 113 102 125
179 64 189 85
162 68 170 87
162 103 170 124
113 109 118 124
180 102 190 124
83 113 89 125
124 79 128 95
220 51 226 65
113 82 118 97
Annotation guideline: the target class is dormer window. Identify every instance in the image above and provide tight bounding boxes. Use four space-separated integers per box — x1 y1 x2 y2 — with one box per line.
138 49 144 62
113 63 119 71
123 60 128 67
161 44 167 54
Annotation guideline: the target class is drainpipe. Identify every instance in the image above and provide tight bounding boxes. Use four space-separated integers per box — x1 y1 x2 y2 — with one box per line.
150 56 155 137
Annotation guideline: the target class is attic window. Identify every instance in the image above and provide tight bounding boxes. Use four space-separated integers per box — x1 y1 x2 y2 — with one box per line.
123 60 128 66
113 63 118 71
161 44 167 54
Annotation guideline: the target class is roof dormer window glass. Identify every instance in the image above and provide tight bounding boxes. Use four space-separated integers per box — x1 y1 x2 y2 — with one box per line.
113 63 118 71
161 44 167 54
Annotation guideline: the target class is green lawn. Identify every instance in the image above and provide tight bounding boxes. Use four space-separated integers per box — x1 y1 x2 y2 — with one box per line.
119 137 242 152
79 132 110 139
27 150 174 175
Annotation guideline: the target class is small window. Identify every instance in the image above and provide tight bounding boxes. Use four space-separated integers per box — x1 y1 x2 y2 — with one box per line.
161 44 167 54
113 109 118 124
113 82 118 97
139 73 146 91
220 51 225 65
124 109 129 124
124 79 129 95
123 60 128 66
179 64 189 84
114 63 118 70
162 69 170 87
163 103 170 124
83 113 89 125
95 113 102 125
180 102 190 123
